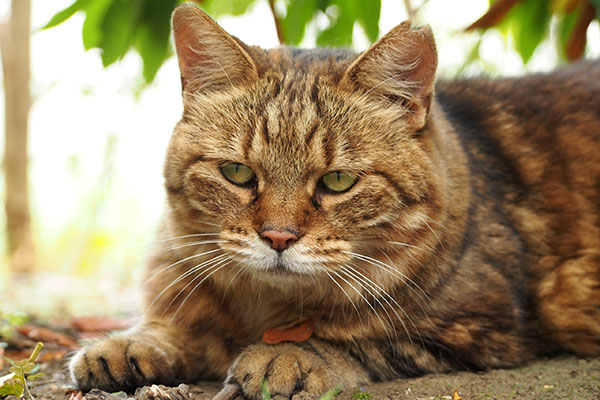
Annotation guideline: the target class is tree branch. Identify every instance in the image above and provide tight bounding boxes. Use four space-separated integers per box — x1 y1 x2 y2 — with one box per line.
403 0 416 19
1 0 34 274
268 0 284 44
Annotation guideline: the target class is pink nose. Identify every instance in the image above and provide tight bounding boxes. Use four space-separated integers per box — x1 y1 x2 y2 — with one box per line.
260 229 298 251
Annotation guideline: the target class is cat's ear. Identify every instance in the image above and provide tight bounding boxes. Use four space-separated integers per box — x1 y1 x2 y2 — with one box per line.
172 5 258 93
342 21 437 131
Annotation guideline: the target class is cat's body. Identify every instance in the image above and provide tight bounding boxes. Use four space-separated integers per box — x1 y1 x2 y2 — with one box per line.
69 6 600 398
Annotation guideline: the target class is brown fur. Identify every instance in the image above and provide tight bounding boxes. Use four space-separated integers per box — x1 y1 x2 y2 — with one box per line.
69 5 600 398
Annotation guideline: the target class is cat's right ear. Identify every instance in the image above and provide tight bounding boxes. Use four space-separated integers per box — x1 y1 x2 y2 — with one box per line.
172 5 258 93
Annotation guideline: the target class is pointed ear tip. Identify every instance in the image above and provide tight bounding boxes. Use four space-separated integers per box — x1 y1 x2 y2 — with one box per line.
172 4 212 26
388 21 434 39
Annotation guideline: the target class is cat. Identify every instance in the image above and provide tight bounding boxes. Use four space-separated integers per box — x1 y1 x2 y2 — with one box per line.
69 4 600 399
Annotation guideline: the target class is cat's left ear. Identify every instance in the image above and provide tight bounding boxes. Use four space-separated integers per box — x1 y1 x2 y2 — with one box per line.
172 5 259 93
342 21 437 131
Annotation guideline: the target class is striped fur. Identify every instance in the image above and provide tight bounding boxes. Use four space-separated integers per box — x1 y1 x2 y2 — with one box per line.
69 5 600 398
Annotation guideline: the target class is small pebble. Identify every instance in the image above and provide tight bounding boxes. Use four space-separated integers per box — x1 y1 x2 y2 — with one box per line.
542 385 555 392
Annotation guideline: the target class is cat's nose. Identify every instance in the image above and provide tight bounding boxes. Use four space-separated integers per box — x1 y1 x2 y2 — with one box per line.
260 229 298 251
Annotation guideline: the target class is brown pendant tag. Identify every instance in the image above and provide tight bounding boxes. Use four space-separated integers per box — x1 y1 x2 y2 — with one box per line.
262 320 314 344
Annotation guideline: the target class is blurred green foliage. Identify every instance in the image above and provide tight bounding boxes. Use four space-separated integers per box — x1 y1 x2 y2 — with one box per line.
44 0 382 83
45 0 599 86
281 0 380 47
0 310 28 340
0 342 44 399
468 0 599 63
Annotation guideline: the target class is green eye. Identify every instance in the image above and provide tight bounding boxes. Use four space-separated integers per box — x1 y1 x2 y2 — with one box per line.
221 162 256 185
321 171 357 192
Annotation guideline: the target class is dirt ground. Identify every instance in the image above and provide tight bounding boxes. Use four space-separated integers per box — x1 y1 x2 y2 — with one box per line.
9 355 599 400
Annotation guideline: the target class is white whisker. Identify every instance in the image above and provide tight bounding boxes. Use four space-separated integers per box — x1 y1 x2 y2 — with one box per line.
196 220 221 228
386 241 425 251
148 253 229 311
147 248 223 281
343 251 431 310
222 261 246 296
165 255 232 314
346 262 422 348
170 258 234 322
324 270 362 321
166 240 228 251
154 233 221 243
333 269 395 345
422 219 443 248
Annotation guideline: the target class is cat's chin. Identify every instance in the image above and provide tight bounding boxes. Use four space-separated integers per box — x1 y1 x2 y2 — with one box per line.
245 259 318 285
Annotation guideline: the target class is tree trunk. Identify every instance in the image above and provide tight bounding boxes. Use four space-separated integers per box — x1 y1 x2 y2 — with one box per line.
1 0 34 274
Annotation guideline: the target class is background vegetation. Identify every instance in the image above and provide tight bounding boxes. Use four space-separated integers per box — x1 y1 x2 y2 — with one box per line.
0 0 599 319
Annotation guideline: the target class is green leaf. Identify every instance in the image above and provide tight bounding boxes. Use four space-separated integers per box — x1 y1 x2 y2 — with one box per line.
22 361 36 374
590 0 600 18
135 0 178 82
316 0 356 47
260 378 272 400
43 0 90 29
0 380 23 396
318 385 344 400
355 0 380 42
557 4 580 60
26 372 45 381
200 0 257 17
282 0 319 45
507 0 551 63
99 0 142 66
1 310 28 328
81 0 113 50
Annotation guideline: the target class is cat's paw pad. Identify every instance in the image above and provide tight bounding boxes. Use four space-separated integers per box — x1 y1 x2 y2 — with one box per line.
69 335 182 392
214 343 339 400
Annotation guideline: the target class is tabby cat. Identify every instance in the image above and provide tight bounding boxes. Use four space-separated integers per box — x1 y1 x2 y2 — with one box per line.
69 5 600 398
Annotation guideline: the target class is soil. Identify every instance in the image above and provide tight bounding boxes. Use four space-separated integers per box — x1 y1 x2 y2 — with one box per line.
7 355 599 400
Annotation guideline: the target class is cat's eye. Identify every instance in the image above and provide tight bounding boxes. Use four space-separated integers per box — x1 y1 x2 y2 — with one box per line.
321 171 357 193
221 162 256 186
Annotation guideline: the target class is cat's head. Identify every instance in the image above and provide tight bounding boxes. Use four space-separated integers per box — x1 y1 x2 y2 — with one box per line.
164 5 443 288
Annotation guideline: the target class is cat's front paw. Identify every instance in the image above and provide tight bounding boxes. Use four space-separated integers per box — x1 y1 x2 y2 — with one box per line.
214 342 340 400
69 334 186 393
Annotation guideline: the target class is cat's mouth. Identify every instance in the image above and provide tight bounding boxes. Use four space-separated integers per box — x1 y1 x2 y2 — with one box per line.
270 258 290 274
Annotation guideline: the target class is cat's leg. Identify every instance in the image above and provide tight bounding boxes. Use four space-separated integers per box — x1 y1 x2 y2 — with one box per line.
69 320 200 392
537 252 600 356
214 339 370 400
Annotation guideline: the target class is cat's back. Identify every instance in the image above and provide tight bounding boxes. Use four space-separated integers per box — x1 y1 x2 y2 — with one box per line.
436 60 600 248
436 60 600 192
436 61 600 356
436 60 600 110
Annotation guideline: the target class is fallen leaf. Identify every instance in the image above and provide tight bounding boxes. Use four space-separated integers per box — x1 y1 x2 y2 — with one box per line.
5 348 69 363
566 1 595 61
71 316 136 333
465 0 521 31
68 391 83 400
263 320 314 344
17 324 79 348
452 390 462 400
